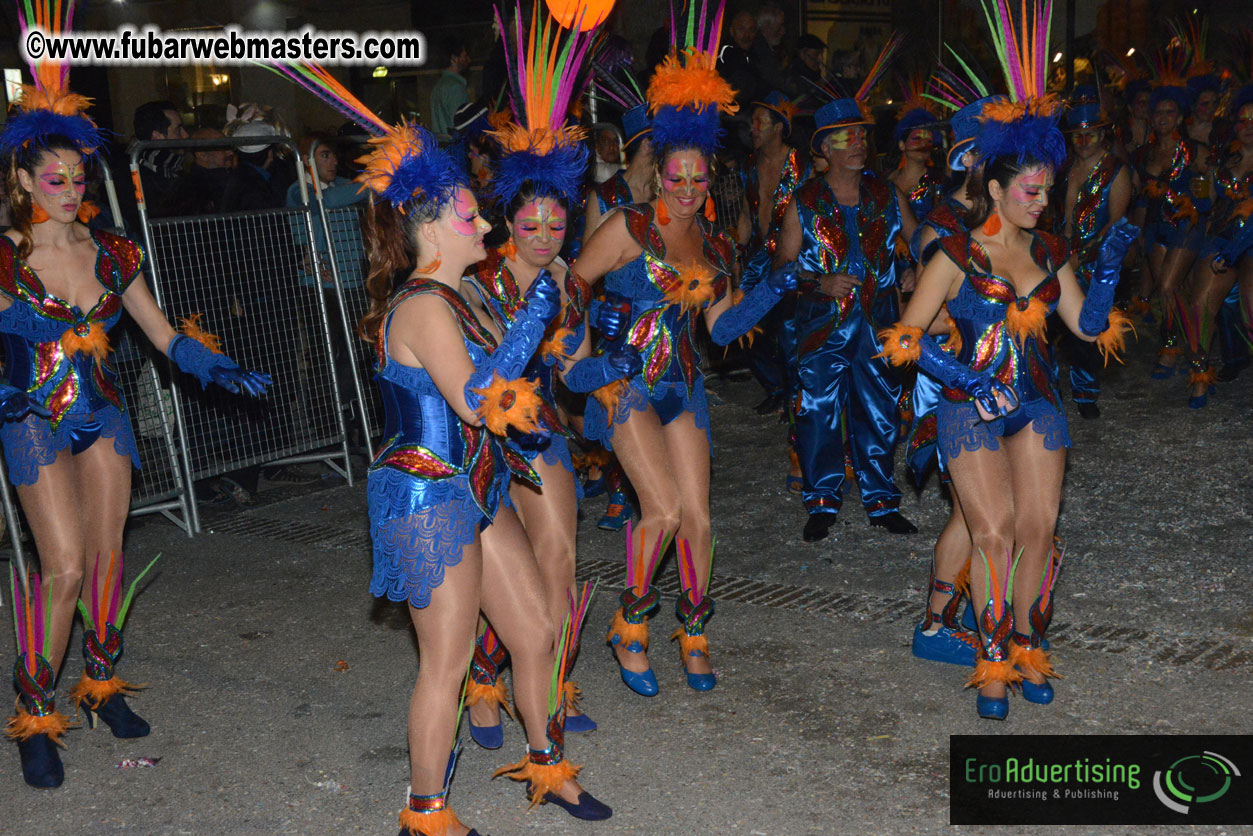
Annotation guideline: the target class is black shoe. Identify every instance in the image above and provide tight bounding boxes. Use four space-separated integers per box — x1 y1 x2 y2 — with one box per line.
753 392 784 414
802 513 838 542
17 733 64 789
544 790 613 821
88 693 150 739
869 511 918 534
1076 401 1100 420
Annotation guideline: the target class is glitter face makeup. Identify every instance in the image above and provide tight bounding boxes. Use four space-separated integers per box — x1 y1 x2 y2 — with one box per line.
826 127 865 152
37 159 86 197
904 129 934 150
998 166 1052 230
450 188 481 236
511 197 567 269
659 150 709 218
1009 172 1051 205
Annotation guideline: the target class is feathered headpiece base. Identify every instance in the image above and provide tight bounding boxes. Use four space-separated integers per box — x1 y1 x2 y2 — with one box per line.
489 124 589 205
647 50 738 156
357 121 463 212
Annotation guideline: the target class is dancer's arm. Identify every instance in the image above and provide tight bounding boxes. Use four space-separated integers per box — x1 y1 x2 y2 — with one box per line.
570 209 641 288
1056 218 1138 342
385 293 491 426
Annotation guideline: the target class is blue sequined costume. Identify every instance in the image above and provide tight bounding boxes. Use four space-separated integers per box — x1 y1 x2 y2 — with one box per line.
791 171 905 516
1134 138 1205 251
466 251 589 490
934 231 1073 460
1062 151 1128 404
0 231 144 486
1202 164 1253 262
367 279 539 609
582 203 735 451
740 148 808 408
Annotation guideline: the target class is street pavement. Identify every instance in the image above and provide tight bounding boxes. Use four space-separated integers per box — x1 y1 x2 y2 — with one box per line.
1 337 1250 836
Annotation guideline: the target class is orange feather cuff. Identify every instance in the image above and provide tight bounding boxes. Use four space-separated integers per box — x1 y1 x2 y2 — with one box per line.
875 323 924 366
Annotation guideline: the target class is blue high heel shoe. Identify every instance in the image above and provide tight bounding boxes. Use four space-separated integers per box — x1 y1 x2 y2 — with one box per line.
976 691 1009 720
609 639 658 696
563 712 598 733
681 647 717 691
84 693 150 738
1019 677 1054 704
16 733 64 789
469 718 504 750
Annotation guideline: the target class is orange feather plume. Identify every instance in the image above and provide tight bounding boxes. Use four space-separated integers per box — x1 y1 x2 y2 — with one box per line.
965 658 1023 689
665 261 716 314
875 323 924 366
471 374 544 436
646 49 739 117
1096 308 1136 366
1009 642 1058 681
6 708 73 746
60 322 110 362
493 755 581 808
398 806 464 836
177 313 225 354
1005 296 1048 347
539 323 575 366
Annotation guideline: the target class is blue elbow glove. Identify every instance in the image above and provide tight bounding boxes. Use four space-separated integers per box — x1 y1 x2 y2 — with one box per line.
587 292 631 341
916 334 1017 418
1078 218 1138 336
464 269 561 410
168 335 271 396
563 346 643 394
710 262 797 346
1216 222 1253 269
0 383 51 421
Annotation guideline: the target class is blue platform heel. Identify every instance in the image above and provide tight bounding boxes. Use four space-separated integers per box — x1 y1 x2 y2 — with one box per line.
1010 553 1063 705
674 538 717 691
967 553 1021 721
465 628 511 749
913 560 978 667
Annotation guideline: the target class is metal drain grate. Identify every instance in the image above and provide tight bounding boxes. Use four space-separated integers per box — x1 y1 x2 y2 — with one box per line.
207 518 1253 674
575 558 1253 673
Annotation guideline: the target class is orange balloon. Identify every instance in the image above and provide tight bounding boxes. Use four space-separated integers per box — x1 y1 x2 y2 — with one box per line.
544 0 614 31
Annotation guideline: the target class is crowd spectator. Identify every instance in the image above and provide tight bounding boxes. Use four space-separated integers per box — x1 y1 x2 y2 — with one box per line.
751 4 789 94
591 123 624 184
718 11 762 112
789 34 827 104
429 40 473 141
166 128 233 216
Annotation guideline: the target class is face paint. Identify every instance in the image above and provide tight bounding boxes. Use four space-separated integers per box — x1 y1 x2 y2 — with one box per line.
450 188 480 236
904 129 933 150
826 127 864 151
1008 171 1052 207
513 199 567 242
37 159 86 197
661 155 710 197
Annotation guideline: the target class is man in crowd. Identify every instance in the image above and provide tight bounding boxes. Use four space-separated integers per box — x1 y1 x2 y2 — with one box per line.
429 40 472 141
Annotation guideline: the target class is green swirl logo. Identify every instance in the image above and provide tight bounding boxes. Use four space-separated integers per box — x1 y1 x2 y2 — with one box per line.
1153 752 1241 814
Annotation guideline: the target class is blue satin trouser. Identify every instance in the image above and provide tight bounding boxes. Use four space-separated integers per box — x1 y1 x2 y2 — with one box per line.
794 297 902 516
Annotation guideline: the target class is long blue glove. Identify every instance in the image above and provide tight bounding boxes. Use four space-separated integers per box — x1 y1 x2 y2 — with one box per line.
914 333 1018 419
0 383 51 421
464 269 561 410
1216 221 1253 269
563 346 643 394
1078 218 1138 336
587 292 631 341
168 335 272 396
709 262 798 346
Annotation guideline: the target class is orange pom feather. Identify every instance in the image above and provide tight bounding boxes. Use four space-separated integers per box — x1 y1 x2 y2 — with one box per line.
1005 296 1048 347
562 680 583 713
5 706 74 745
464 679 516 719
471 374 544 436
76 200 100 223
1009 643 1058 681
60 322 111 362
69 673 142 712
592 378 630 419
398 805 464 836
607 607 650 651
1096 308 1136 366
1187 366 1217 388
665 261 716 315
493 754 581 808
953 558 972 598
965 658 1024 689
646 49 739 117
875 323 923 366
540 323 575 366
177 313 225 354
670 630 709 660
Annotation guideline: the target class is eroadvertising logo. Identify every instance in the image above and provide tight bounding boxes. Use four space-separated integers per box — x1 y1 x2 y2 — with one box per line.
950 735 1253 825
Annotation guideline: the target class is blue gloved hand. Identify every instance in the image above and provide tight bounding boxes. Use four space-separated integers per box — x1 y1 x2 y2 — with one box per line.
169 334 270 396
710 262 797 346
563 346 643 393
465 269 561 411
588 293 631 340
912 332 1017 418
966 375 1019 420
1079 218 1139 336
1214 222 1253 271
0 384 52 421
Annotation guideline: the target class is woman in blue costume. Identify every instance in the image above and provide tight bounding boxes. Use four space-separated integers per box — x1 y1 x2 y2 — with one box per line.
350 118 610 832
1131 75 1207 377
879 0 1136 721
1182 85 1253 407
459 4 603 749
563 2 795 697
0 43 270 789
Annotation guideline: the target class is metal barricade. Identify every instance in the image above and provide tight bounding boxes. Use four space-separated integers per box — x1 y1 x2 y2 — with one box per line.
0 162 193 588
130 136 353 533
307 137 384 461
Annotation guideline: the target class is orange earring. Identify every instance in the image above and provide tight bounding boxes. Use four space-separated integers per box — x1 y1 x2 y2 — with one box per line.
31 204 50 223
417 249 442 273
656 199 670 225
704 195 716 223
499 239 518 260
77 200 101 223
982 209 1001 236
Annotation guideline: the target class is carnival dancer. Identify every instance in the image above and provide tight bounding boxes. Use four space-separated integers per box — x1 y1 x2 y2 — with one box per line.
736 90 809 490
268 61 611 832
1 0 269 789
1183 84 1253 408
1059 98 1132 418
773 36 919 543
461 0 602 748
565 0 796 695
889 77 946 229
879 0 1137 720
1133 56 1207 376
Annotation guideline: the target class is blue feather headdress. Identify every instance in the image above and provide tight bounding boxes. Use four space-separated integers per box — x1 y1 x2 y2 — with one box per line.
0 0 102 158
260 62 464 213
646 0 738 157
490 0 603 208
972 0 1066 171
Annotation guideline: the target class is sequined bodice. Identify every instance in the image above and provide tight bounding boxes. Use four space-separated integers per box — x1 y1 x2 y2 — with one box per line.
1209 164 1253 241
594 171 635 215
938 231 1069 410
1070 152 1124 251
0 230 144 428
600 203 733 393
1135 138 1201 225
905 168 945 224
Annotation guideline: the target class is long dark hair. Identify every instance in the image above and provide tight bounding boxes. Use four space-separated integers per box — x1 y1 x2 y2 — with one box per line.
6 135 86 260
358 195 441 343
965 155 1053 229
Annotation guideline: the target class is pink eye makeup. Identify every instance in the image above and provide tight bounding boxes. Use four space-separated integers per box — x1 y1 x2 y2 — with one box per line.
661 157 709 194
38 161 86 196
514 201 567 240
450 189 480 236
1010 173 1051 205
